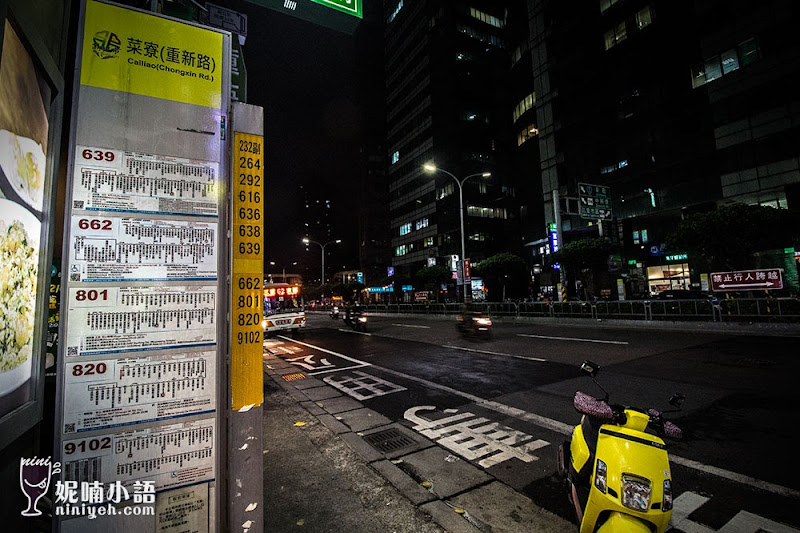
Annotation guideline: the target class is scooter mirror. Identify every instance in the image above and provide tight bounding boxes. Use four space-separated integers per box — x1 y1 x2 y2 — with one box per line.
669 393 686 408
581 360 600 378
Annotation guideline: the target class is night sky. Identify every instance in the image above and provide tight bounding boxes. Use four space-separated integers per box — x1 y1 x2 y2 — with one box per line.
219 0 380 273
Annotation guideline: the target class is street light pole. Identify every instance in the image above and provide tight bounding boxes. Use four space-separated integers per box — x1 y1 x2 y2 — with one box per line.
269 261 297 283
302 238 341 285
423 164 491 303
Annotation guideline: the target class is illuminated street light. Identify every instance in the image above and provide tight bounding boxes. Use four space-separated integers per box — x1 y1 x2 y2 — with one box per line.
423 163 491 302
269 261 297 283
302 238 341 285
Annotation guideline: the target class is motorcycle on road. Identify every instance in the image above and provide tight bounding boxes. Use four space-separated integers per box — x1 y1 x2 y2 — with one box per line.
330 306 340 319
343 306 368 332
558 360 685 533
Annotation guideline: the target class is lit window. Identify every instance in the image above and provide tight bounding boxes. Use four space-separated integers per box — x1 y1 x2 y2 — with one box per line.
391 151 400 165
396 245 408 256
513 92 536 123
599 0 620 13
415 218 429 230
399 223 412 236
424 237 434 247
438 182 455 199
517 123 539 146
470 7 504 28
635 6 652 29
720 48 739 74
704 57 722 82
633 231 640 244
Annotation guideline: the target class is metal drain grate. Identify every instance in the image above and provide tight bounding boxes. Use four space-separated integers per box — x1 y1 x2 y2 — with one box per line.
282 373 306 382
363 428 417 453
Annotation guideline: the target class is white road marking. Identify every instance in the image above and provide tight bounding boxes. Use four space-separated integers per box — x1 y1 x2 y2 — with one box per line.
443 344 547 362
282 337 800 500
517 333 629 345
338 328 372 336
670 492 800 533
392 323 432 329
405 406 549 467
324 371 406 400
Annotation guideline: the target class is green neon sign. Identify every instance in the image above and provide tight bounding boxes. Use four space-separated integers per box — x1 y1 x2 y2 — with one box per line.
666 253 688 262
310 0 363 18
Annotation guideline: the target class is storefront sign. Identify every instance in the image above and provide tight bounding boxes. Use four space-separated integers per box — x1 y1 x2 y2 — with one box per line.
710 269 784 292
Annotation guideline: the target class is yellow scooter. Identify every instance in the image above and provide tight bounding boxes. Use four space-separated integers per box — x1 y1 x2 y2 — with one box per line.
558 361 685 533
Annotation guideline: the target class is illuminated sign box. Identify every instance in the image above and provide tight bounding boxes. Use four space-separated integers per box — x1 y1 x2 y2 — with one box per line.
243 0 361 35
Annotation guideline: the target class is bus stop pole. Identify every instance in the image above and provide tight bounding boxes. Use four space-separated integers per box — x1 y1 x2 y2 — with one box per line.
228 102 265 533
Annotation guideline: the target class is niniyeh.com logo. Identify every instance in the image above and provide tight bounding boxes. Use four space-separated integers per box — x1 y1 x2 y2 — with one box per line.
92 30 121 59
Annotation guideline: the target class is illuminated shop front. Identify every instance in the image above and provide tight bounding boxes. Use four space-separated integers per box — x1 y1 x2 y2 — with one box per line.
647 255 691 294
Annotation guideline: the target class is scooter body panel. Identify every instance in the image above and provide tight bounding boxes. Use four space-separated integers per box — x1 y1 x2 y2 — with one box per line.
596 511 653 533
569 422 591 474
580 421 673 533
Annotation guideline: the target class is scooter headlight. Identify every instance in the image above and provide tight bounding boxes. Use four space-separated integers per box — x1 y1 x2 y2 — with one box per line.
621 474 651 512
594 459 607 494
473 317 492 326
357 316 368 323
662 479 673 511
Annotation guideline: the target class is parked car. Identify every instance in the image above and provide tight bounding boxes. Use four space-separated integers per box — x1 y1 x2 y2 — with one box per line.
652 289 717 302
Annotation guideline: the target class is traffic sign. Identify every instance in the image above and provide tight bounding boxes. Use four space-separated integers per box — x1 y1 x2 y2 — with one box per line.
578 182 612 219
710 268 784 292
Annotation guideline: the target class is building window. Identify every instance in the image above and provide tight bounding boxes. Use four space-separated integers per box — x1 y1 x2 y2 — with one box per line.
635 6 652 29
513 92 536 123
396 245 408 256
424 237 434 247
399 222 412 236
517 123 539 146
604 21 627 50
599 0 620 13
415 218 429 230
600 159 628 174
467 206 507 219
468 232 489 241
691 37 761 88
438 182 455 199
391 150 400 165
469 7 504 29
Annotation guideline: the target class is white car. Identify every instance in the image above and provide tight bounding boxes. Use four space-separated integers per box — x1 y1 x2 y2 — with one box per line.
262 306 306 337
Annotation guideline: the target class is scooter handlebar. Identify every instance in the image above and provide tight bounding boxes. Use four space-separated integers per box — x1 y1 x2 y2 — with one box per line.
663 421 683 440
574 391 614 420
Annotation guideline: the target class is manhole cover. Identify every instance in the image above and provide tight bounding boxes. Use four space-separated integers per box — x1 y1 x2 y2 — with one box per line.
364 427 417 454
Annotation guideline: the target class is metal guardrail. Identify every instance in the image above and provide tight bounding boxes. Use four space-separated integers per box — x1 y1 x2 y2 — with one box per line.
319 298 800 323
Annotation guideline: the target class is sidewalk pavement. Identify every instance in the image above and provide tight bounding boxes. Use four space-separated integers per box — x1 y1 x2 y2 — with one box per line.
262 351 572 533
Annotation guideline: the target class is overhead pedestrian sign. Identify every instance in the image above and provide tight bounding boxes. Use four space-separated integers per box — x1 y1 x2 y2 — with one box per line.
578 182 612 219
710 268 784 292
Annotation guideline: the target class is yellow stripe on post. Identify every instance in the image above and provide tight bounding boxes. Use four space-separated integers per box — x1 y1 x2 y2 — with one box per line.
231 132 264 409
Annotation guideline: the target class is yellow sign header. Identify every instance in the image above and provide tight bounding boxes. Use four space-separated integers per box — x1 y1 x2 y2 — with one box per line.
81 1 223 108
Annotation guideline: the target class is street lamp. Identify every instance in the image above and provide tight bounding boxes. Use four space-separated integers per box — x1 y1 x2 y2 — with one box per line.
302 238 341 285
269 261 297 283
423 163 491 303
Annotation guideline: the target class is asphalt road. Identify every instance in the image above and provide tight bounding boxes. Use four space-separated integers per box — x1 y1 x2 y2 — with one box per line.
268 312 800 532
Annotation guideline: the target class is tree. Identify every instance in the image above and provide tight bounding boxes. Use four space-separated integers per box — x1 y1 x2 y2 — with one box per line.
473 253 528 301
551 237 614 272
414 265 451 302
666 204 800 271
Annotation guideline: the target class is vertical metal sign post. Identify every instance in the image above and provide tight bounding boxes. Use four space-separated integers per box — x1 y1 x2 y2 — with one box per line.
55 1 230 531
228 102 264 532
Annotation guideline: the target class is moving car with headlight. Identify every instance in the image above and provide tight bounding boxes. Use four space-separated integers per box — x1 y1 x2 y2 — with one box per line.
455 304 492 340
263 283 306 338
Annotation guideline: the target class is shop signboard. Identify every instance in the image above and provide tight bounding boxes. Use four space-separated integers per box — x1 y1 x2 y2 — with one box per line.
710 268 784 292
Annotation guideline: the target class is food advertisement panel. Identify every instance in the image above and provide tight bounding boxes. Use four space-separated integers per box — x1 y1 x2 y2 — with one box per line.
0 18 49 421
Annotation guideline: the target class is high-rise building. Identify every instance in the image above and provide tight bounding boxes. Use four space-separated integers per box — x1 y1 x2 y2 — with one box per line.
526 0 800 297
383 1 523 291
